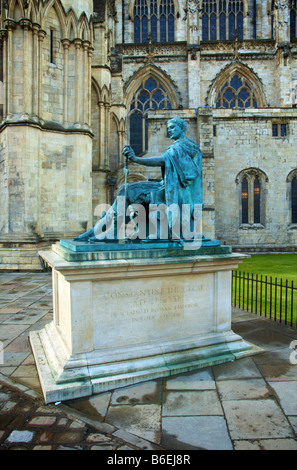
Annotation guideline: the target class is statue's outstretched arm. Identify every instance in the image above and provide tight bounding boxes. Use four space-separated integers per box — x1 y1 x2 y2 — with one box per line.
123 146 165 167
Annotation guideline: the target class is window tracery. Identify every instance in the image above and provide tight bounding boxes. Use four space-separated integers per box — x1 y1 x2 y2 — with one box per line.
128 76 172 155
201 0 244 41
215 73 259 109
133 0 175 43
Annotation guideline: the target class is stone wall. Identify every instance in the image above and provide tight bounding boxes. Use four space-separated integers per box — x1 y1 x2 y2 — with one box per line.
213 109 297 250
0 0 94 269
2 0 297 269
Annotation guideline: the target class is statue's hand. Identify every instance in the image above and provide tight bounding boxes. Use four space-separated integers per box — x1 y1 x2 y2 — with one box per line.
123 146 137 162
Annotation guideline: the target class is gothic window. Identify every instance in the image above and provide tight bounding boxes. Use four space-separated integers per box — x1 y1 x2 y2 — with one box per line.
271 0 275 38
292 177 297 224
286 170 297 225
202 0 244 41
134 0 175 44
129 77 172 155
215 73 259 108
290 0 297 40
241 177 249 224
0 40 3 122
253 176 261 224
241 175 261 224
238 170 266 226
251 0 257 39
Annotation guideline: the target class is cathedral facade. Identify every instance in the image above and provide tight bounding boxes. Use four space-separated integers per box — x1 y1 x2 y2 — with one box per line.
0 0 297 269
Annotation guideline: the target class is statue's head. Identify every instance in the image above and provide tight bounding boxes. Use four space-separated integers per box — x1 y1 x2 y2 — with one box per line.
167 118 187 140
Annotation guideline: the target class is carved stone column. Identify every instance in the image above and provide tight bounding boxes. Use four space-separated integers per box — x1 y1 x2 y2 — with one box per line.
37 29 46 118
82 40 91 126
274 0 290 43
98 100 104 168
0 28 8 119
104 102 110 169
87 45 94 127
274 0 292 106
61 38 70 126
20 18 32 117
32 23 40 117
185 0 200 45
4 19 16 118
118 130 126 166
74 38 82 125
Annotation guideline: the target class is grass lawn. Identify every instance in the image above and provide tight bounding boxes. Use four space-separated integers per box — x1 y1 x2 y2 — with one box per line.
232 254 297 325
237 254 297 283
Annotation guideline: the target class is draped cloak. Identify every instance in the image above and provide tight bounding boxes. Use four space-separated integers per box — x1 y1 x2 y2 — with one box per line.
117 137 203 238
162 137 202 208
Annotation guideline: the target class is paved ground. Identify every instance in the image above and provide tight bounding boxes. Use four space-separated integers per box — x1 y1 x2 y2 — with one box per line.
0 271 297 450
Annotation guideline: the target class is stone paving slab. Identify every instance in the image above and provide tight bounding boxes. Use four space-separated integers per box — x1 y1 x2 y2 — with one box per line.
161 416 233 450
110 381 162 406
234 439 297 451
162 390 224 416
212 356 263 380
222 398 294 440
268 381 297 416
106 404 162 444
216 378 271 400
0 273 297 451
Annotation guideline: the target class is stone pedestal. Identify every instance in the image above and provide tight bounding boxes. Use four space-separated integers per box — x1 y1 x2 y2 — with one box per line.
30 243 262 403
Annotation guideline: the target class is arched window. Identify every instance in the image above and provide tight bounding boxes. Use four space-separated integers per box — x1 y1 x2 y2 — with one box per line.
290 0 297 40
202 0 244 41
237 169 267 226
286 170 297 225
0 39 3 122
128 76 172 155
292 177 297 224
241 177 249 224
271 0 275 39
254 176 261 224
215 73 259 109
134 0 175 44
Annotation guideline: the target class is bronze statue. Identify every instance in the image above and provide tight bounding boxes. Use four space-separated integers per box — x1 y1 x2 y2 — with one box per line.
74 117 203 242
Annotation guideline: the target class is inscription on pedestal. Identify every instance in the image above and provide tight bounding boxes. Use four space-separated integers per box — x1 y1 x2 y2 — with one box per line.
93 275 213 349
107 284 203 323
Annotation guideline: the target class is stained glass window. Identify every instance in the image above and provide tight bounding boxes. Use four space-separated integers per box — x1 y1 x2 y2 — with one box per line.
202 0 244 41
271 0 275 38
215 74 259 109
129 77 172 155
241 177 249 224
240 172 264 225
292 177 297 224
134 0 175 43
290 0 297 40
254 177 261 224
130 112 143 156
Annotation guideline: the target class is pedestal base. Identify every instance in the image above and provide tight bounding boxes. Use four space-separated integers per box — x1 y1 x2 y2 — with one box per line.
30 323 262 404
30 243 263 403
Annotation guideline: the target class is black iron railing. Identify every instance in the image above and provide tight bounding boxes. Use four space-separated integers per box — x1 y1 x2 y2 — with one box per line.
232 271 297 328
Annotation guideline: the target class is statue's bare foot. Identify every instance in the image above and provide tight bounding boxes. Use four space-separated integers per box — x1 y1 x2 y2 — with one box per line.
74 227 95 241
